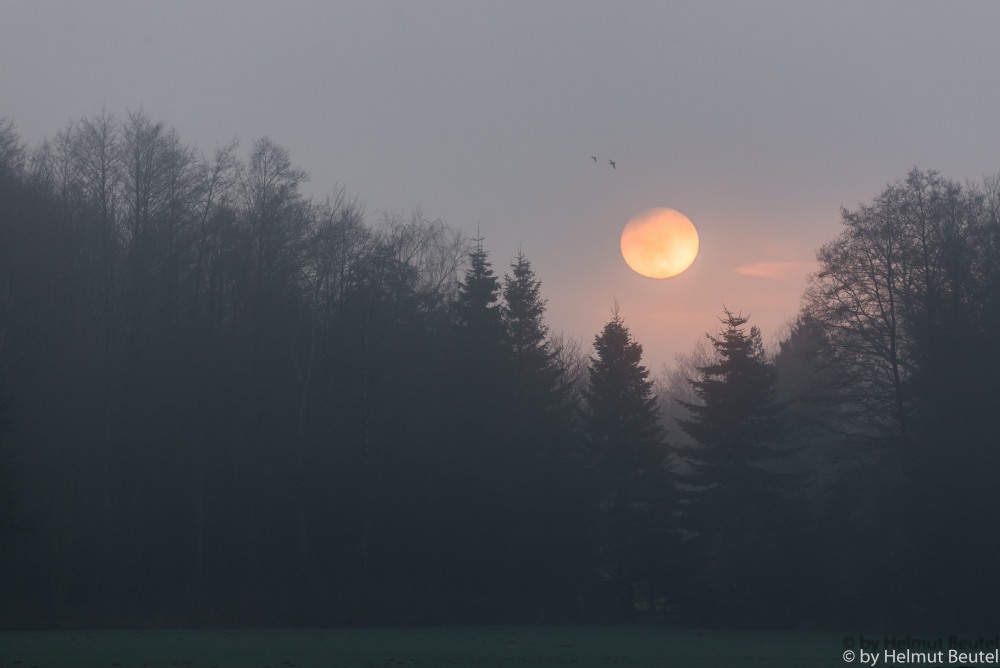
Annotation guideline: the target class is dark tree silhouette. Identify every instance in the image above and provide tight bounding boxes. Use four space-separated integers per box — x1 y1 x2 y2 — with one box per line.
454 237 504 343
802 170 1000 627
677 309 790 624
1 113 605 624
499 251 590 620
503 251 549 366
584 310 666 621
435 236 517 618
0 369 12 544
9 106 1000 630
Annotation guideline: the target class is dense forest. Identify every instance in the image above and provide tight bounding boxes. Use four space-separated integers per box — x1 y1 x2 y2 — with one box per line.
1 112 999 629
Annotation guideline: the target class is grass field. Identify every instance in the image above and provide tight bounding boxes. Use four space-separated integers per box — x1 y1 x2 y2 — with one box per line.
0 626 854 667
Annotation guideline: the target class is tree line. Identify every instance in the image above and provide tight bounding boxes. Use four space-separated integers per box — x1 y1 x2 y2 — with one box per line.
1 112 998 629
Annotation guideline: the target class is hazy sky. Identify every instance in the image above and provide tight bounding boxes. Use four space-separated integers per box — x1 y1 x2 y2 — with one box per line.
4 1 1000 369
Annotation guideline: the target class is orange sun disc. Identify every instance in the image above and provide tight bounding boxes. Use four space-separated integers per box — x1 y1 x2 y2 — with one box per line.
620 207 700 278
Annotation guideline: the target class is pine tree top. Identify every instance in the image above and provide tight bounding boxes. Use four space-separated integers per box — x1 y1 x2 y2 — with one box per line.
455 236 503 334
584 311 662 446
502 251 549 356
678 308 787 466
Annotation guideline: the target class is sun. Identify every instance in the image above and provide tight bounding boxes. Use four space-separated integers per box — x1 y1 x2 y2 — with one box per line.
620 207 700 278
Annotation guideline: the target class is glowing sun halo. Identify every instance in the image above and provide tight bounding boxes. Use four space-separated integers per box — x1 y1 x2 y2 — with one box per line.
620 207 700 278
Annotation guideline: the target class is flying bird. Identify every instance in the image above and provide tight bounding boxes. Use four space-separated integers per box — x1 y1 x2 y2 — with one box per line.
591 155 597 163
609 160 616 170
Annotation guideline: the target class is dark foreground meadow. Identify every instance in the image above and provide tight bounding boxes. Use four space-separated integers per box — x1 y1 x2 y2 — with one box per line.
0 627 849 668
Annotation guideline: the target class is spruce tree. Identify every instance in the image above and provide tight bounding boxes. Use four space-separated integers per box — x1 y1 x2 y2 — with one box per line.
499 251 588 619
455 237 505 345
677 308 789 623
440 237 518 617
584 310 666 621
502 251 563 403
503 252 547 360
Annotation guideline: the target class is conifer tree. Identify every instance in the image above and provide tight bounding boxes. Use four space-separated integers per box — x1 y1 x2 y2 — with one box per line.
584 310 666 621
678 308 789 623
503 251 548 364
499 251 588 618
502 251 565 404
455 237 504 344
439 237 518 615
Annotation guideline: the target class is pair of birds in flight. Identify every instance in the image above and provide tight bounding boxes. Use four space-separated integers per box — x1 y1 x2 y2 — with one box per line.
591 155 615 169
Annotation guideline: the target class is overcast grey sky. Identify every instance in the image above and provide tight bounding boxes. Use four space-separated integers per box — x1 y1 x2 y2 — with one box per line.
4 1 1000 369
